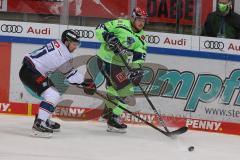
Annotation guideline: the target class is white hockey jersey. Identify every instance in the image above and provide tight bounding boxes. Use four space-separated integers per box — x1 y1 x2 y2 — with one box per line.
25 40 84 85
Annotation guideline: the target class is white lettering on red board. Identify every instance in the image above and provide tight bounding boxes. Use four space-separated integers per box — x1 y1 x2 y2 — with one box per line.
0 103 10 112
54 107 85 117
186 119 222 131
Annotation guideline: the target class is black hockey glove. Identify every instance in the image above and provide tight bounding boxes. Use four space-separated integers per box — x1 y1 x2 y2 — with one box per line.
81 79 96 95
128 68 144 86
102 32 127 56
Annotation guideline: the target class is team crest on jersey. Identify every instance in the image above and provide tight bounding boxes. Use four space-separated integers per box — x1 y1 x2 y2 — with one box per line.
141 35 145 41
127 37 135 46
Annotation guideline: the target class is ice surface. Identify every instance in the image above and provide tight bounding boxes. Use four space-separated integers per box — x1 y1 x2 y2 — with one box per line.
0 115 239 160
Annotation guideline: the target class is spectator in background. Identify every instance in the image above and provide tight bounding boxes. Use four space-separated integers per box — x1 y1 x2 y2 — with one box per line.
201 0 240 39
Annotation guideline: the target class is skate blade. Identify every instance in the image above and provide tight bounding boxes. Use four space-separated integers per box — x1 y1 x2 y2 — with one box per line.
107 126 127 133
31 129 53 138
52 128 60 132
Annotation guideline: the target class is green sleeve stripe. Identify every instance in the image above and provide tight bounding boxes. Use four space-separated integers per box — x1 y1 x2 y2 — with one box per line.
132 59 144 64
130 62 143 69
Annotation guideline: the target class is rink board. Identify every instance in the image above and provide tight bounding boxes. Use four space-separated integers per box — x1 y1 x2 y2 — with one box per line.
0 20 240 135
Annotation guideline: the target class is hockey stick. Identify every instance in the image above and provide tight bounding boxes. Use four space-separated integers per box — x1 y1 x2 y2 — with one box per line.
117 50 188 134
98 1 117 18
95 91 187 137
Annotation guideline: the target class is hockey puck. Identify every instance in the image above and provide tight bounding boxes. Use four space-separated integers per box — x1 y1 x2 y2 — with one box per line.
188 146 194 152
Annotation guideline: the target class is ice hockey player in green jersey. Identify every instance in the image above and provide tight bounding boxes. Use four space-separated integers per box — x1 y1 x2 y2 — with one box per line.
95 7 148 133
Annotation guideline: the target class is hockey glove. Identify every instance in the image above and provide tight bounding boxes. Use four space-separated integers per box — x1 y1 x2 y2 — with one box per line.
102 32 127 56
128 69 144 86
81 79 96 95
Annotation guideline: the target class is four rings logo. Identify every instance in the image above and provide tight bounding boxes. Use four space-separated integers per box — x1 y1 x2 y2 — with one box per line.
145 35 160 44
74 29 94 39
204 40 224 51
1 24 23 33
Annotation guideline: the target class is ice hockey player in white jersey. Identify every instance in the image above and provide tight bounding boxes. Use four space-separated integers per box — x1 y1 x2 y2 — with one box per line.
19 30 96 138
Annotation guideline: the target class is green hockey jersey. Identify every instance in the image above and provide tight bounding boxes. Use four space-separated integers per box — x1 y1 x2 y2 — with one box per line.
95 19 147 68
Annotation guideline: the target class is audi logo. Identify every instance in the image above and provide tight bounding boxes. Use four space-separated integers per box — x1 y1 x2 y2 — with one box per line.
145 35 160 44
74 29 94 39
1 24 23 33
204 40 224 50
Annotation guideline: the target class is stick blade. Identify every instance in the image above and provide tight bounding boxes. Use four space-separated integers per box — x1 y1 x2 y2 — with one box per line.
167 127 188 137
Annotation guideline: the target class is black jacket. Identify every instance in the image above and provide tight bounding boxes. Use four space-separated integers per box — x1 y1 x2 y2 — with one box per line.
201 11 240 39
